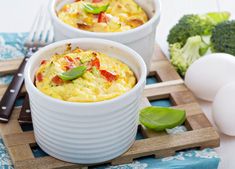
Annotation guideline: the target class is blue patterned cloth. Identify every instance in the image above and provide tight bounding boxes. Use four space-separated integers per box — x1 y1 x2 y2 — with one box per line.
0 33 220 169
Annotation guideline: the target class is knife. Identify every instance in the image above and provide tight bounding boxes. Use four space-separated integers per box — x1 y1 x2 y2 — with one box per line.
18 94 32 123
0 57 29 122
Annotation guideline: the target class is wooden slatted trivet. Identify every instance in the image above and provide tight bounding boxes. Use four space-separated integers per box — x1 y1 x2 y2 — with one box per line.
0 45 220 169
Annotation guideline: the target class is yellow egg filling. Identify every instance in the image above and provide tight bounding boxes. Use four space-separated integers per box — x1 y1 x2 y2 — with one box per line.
57 0 148 32
35 46 136 102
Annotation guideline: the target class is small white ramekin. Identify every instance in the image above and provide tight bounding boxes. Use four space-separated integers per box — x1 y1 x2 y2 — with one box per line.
49 0 161 72
24 38 147 164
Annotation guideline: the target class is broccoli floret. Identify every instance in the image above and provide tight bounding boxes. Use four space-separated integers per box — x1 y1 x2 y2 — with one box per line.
170 36 209 77
211 20 235 56
167 12 230 45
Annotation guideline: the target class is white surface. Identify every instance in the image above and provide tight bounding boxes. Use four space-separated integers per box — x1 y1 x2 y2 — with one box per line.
24 38 146 163
0 0 235 168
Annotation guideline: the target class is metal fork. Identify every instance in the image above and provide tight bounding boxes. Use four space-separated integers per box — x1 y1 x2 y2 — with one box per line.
0 6 54 122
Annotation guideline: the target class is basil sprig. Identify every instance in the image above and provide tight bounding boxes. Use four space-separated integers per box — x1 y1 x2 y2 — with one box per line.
59 66 87 81
83 3 109 14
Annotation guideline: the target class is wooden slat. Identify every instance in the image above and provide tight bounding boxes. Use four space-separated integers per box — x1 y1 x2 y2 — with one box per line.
170 90 197 105
3 131 35 147
150 60 181 82
0 84 9 98
144 79 184 90
8 144 34 162
144 83 187 100
173 103 203 117
154 149 175 158
141 125 167 138
151 45 167 62
0 58 23 76
111 127 219 165
186 114 212 130
14 156 87 169
0 108 22 136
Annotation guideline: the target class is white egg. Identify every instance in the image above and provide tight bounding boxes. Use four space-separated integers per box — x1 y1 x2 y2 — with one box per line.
185 53 235 101
213 82 235 136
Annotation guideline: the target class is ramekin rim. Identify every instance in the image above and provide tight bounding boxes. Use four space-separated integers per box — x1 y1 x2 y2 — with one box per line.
49 0 161 37
24 38 147 107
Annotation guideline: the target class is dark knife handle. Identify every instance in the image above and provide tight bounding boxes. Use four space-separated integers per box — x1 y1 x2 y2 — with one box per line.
18 94 32 123
0 57 29 122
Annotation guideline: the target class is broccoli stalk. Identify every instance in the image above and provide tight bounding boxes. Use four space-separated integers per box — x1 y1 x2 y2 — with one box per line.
167 12 230 45
170 36 208 77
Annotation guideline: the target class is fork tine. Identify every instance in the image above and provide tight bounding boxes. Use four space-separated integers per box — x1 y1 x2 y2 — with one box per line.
40 10 54 46
34 6 47 45
25 7 42 46
47 25 54 44
25 5 54 50
40 12 50 45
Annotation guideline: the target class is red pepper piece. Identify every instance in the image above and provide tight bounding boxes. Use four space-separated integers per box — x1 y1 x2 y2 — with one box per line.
64 64 74 71
98 12 108 23
52 75 63 85
91 57 100 69
92 0 102 3
75 57 80 61
100 70 118 82
65 56 74 63
40 60 47 65
36 72 43 82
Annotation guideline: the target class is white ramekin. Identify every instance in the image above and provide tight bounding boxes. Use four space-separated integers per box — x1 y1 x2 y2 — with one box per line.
24 38 147 164
49 0 161 72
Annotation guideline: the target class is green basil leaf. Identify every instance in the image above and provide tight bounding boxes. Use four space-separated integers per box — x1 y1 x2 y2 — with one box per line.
59 66 87 81
83 3 109 14
139 106 186 131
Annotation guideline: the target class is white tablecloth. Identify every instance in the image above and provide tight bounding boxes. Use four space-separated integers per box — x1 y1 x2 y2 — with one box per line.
0 0 235 168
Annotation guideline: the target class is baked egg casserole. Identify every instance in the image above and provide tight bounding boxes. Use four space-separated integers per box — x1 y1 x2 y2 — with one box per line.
57 0 148 32
35 45 136 102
